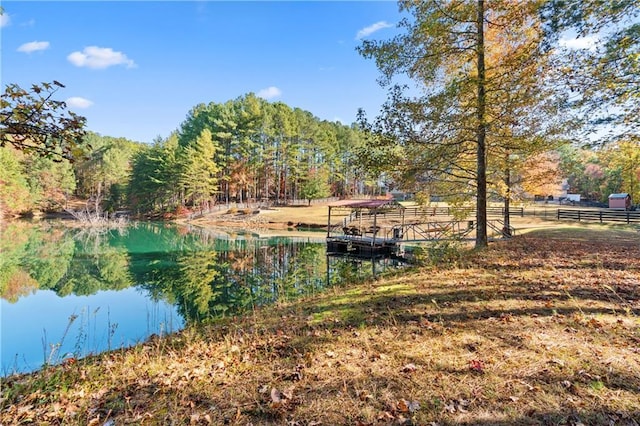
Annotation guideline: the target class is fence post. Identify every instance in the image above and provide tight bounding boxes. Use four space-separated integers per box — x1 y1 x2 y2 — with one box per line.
600 211 603 223
557 209 560 220
578 210 581 221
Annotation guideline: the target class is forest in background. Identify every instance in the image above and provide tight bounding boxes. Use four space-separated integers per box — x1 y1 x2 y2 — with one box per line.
1 94 375 218
1 90 639 219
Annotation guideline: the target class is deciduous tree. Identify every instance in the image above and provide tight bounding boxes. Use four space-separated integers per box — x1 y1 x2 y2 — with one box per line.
0 81 87 162
0 148 31 218
543 0 639 143
299 167 331 205
358 1 560 247
601 140 640 203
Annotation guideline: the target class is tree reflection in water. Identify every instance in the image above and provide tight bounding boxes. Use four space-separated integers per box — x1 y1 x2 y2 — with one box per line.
2 222 409 374
1 222 405 324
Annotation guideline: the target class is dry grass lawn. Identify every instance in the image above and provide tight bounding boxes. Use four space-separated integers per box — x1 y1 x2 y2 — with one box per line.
260 204 337 226
1 225 639 425
192 202 581 233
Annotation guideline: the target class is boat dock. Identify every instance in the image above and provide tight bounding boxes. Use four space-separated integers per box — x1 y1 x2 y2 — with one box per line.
325 199 406 258
326 199 514 258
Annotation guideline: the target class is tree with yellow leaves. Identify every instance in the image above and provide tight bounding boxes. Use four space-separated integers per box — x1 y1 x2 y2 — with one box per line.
358 1 567 247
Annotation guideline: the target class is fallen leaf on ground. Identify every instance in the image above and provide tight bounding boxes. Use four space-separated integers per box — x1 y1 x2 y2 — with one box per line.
469 359 484 373
401 363 417 373
358 390 373 401
271 387 282 404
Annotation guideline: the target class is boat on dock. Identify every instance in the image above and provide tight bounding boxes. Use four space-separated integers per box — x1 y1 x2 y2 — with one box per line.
326 234 399 258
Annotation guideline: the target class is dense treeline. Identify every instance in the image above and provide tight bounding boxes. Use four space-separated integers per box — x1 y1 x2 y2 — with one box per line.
2 112 639 219
0 132 140 217
559 141 640 204
0 145 76 216
2 54 639 220
0 94 374 218
129 94 370 215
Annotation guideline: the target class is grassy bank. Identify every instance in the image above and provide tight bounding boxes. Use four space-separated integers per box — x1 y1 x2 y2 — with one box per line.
189 203 339 230
2 226 639 425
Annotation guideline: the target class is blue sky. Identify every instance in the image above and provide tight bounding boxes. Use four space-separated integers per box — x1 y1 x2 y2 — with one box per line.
1 1 404 143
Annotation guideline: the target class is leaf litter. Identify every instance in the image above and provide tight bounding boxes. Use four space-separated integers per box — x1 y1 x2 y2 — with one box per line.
1 229 639 424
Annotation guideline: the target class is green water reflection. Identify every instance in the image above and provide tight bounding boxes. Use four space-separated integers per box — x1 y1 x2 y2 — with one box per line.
1 221 402 374
2 222 327 320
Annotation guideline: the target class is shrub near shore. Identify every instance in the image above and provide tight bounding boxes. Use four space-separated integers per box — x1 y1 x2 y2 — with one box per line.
1 227 639 425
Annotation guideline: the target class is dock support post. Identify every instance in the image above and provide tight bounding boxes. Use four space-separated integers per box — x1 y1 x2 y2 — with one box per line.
372 208 378 246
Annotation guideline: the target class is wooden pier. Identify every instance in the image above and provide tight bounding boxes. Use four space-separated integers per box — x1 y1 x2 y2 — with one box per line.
326 199 514 258
326 199 405 258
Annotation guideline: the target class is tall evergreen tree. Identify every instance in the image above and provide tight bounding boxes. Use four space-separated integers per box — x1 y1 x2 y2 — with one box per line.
128 134 182 214
180 129 221 210
358 1 561 248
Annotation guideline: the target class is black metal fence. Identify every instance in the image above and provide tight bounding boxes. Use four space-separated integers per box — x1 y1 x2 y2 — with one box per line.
375 206 640 225
557 209 640 224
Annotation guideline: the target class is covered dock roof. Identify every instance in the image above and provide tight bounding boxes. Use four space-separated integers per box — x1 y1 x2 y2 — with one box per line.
326 199 407 240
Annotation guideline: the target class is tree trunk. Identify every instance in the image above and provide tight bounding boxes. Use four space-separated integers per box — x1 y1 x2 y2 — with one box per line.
475 0 488 248
503 162 512 236
95 181 102 213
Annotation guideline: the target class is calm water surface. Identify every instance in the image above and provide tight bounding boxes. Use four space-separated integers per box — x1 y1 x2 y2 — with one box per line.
1 221 398 375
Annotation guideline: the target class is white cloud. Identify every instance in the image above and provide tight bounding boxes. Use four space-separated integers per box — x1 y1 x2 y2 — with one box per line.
0 12 10 27
66 97 94 109
67 46 136 69
356 21 393 40
17 41 50 53
559 36 599 50
257 86 282 100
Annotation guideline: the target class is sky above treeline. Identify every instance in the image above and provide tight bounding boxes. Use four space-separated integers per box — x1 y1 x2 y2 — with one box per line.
2 1 408 143
2 1 596 144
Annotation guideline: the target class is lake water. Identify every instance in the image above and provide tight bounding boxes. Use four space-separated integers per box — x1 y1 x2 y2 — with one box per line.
1 221 400 376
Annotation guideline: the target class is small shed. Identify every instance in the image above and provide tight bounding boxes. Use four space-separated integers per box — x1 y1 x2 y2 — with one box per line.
608 193 631 210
